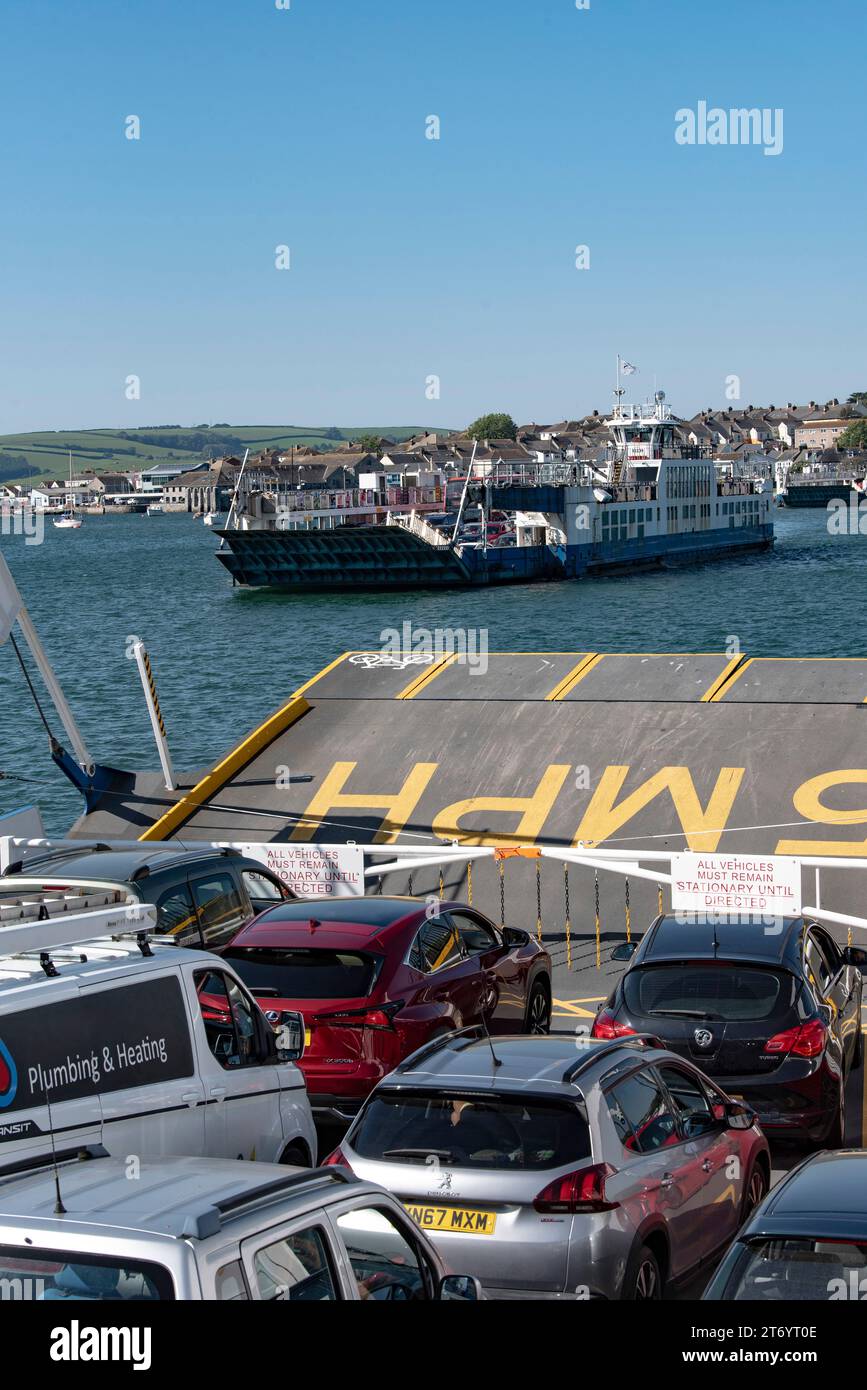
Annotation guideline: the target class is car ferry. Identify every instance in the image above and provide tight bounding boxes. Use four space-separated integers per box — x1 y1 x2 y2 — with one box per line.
215 390 773 591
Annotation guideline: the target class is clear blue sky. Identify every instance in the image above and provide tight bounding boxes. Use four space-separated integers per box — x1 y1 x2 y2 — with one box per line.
0 0 863 433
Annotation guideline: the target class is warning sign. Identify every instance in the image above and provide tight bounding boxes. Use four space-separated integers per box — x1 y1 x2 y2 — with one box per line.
223 842 365 898
671 853 802 917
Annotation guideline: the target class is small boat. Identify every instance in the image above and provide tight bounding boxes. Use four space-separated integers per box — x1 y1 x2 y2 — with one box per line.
146 503 164 516
53 450 84 529
202 511 218 527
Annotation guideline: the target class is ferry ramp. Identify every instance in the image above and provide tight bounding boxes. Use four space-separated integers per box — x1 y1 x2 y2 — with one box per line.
69 650 867 1028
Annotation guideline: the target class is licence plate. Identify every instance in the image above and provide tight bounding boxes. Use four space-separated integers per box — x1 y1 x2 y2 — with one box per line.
404 1204 497 1235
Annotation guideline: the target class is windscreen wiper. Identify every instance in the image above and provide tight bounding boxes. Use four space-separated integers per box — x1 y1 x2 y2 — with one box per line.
648 1009 721 1020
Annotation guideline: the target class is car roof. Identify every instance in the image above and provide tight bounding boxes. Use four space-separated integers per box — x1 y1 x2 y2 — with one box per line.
7 847 237 883
744 1151 867 1239
228 896 430 948
635 914 804 969
375 1032 672 1095
0 1155 369 1242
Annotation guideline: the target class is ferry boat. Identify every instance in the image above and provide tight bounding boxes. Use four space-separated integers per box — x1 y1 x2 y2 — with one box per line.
215 390 774 591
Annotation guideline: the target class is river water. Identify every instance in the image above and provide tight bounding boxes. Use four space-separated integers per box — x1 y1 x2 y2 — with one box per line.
0 507 860 833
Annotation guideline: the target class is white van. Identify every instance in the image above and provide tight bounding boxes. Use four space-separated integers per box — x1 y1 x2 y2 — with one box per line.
0 900 317 1173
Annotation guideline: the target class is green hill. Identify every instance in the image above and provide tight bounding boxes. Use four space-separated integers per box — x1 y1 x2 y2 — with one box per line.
0 424 436 486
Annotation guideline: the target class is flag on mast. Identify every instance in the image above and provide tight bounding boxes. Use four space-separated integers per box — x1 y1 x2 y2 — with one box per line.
621 361 637 375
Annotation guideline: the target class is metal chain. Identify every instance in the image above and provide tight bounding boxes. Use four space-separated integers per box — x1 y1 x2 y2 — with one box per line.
535 860 542 942
498 860 505 928
564 861 571 970
594 870 601 969
625 877 631 943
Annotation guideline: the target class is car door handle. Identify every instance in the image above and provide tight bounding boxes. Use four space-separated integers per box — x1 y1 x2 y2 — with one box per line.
660 1173 675 1188
210 1086 227 1100
182 1092 200 1106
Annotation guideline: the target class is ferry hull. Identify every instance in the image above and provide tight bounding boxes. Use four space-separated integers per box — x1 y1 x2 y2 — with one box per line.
216 524 773 592
781 483 859 508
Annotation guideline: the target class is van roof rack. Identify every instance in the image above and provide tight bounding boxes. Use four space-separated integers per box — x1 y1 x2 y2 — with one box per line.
181 1168 356 1240
0 1144 109 1182
561 1034 665 1085
0 902 158 960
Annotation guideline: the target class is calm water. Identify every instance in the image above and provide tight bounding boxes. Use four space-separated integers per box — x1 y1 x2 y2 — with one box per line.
0 508 862 833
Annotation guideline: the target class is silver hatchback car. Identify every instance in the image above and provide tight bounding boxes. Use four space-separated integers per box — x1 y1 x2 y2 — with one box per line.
330 1028 771 1299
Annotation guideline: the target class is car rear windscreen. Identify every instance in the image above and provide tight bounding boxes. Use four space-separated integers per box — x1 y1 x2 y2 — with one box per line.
221 947 380 999
624 965 796 1022
351 1093 591 1170
723 1238 867 1300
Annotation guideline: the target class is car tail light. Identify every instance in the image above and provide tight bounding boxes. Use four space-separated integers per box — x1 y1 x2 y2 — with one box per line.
533 1163 620 1214
591 1009 636 1040
322 1146 348 1167
764 1018 827 1058
317 1000 404 1031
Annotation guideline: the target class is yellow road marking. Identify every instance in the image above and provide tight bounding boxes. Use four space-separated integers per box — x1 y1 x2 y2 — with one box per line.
544 654 597 701
395 653 459 699
552 999 598 1018
140 695 311 841
708 656 754 702
547 653 605 701
700 655 746 703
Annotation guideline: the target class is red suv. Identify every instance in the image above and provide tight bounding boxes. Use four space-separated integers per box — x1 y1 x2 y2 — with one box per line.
219 897 552 1123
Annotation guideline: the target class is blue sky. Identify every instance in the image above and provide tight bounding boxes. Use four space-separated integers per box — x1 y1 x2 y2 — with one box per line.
0 0 863 432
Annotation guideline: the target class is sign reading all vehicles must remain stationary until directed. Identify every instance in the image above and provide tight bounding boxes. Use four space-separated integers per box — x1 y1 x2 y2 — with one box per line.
671 853 802 917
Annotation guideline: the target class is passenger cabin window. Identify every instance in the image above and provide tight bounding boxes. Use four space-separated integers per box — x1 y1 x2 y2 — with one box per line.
252 1226 340 1301
154 884 199 942
409 917 463 974
607 1068 679 1153
215 1260 249 1301
335 1207 431 1301
449 911 499 956
657 1065 717 1138
242 869 288 905
195 969 261 1069
190 872 248 945
805 934 833 994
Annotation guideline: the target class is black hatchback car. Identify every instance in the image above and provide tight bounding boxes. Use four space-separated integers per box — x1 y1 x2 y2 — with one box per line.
2 844 294 947
593 914 865 1146
703 1149 867 1300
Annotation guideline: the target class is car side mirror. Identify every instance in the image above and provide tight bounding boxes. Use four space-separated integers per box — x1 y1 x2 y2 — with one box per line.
844 945 867 972
725 1100 757 1131
611 941 638 962
503 926 530 948
271 1009 306 1062
438 1274 484 1301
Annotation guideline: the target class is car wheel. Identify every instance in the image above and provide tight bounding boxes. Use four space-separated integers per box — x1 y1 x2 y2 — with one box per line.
279 1142 311 1168
524 980 551 1035
624 1245 662 1301
742 1160 767 1221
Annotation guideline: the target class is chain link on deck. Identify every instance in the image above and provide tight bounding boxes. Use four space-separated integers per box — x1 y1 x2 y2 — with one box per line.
625 877 631 943
535 860 542 943
467 860 473 905
498 859 505 929
439 868 444 897
658 883 663 916
564 861 571 969
594 870 601 968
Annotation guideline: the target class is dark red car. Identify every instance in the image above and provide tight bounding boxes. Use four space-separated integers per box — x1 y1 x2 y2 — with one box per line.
218 896 552 1123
